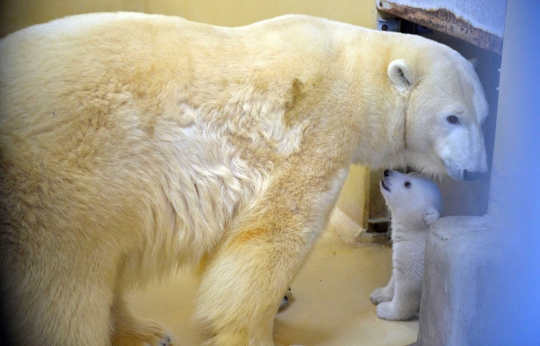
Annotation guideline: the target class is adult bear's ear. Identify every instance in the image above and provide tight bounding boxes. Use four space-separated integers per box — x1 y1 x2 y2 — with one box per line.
388 59 414 91
423 206 440 225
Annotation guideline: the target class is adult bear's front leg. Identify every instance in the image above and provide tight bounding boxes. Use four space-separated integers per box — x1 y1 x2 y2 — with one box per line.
195 217 316 346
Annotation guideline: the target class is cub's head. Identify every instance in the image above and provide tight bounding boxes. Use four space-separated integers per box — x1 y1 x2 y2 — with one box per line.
387 45 489 181
380 170 442 227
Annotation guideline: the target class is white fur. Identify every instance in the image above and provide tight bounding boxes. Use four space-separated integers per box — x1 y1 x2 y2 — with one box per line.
0 13 486 345
370 170 442 320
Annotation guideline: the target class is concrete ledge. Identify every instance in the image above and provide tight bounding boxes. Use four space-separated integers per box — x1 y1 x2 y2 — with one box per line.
414 215 501 346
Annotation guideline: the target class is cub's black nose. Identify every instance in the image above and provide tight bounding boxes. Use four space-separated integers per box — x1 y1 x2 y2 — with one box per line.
384 169 390 177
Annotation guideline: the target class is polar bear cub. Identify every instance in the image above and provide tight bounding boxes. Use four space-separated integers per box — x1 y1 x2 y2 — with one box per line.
370 170 442 320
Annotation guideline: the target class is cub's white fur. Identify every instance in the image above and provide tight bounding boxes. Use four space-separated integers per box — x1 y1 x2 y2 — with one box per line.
370 170 442 320
0 13 487 346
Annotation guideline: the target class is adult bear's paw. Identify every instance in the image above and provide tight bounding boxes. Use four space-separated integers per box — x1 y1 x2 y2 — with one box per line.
111 319 173 346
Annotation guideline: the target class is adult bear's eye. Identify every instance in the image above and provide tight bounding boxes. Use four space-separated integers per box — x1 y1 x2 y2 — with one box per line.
404 182 411 188
447 115 460 125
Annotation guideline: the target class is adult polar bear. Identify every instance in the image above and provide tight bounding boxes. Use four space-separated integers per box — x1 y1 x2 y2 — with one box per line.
0 13 488 346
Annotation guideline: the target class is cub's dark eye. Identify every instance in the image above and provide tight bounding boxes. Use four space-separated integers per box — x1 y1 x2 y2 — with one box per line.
447 115 460 125
404 181 411 188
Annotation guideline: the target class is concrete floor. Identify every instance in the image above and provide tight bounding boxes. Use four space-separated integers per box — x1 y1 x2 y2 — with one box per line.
127 209 419 345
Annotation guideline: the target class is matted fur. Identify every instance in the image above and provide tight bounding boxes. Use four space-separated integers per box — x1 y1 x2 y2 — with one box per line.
0 13 488 345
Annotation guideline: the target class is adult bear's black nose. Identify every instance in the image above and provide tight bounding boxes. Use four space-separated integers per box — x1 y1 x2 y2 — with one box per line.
384 169 390 177
463 170 486 181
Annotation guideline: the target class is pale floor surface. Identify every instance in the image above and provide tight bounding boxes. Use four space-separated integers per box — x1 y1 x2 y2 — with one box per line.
127 209 419 346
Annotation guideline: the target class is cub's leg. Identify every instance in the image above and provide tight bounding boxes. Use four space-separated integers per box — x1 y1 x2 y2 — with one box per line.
376 266 421 320
195 224 314 346
370 275 395 305
110 295 172 346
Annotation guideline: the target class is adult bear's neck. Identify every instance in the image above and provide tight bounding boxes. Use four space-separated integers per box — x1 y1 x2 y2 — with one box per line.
320 29 409 170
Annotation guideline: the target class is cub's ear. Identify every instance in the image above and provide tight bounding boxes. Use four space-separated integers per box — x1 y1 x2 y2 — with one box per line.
468 58 479 69
388 59 414 91
423 206 440 225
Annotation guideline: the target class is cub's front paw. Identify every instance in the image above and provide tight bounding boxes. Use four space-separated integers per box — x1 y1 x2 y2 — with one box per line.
376 302 414 321
370 287 392 305
376 302 398 320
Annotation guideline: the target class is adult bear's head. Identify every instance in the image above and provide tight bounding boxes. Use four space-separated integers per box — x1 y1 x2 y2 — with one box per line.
387 50 489 182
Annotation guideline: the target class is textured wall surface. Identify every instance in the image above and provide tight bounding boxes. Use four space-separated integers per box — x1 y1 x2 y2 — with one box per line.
384 0 506 36
485 0 540 343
